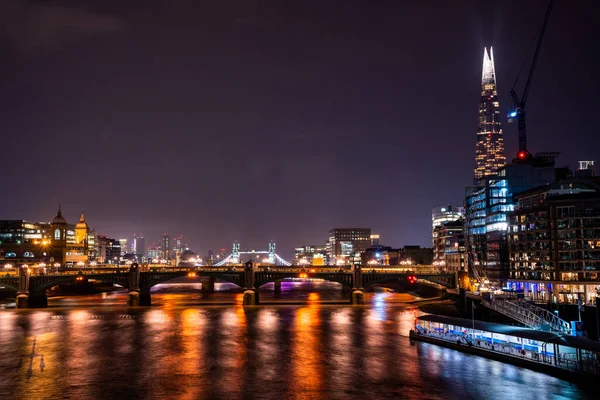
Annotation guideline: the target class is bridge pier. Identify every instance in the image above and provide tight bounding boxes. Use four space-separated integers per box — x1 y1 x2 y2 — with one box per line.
16 266 31 309
351 290 364 305
242 261 259 306
243 290 259 306
201 277 215 293
127 289 151 306
351 265 364 305
15 292 29 309
274 280 281 295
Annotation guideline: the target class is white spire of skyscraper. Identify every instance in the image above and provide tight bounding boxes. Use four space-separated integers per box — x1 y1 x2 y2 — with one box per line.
481 47 496 85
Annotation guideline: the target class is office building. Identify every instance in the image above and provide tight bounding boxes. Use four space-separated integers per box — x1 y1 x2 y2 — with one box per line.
327 228 371 264
294 245 327 266
474 47 506 183
465 159 561 286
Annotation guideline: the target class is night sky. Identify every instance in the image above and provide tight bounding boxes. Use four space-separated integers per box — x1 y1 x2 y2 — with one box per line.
1 0 598 258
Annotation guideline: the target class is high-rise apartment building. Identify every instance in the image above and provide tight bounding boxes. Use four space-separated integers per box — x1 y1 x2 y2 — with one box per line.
474 47 506 183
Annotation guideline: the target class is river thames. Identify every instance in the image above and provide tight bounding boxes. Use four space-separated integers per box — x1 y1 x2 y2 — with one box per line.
0 282 594 399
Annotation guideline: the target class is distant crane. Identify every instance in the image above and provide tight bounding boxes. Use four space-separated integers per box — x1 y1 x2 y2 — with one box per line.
508 0 555 162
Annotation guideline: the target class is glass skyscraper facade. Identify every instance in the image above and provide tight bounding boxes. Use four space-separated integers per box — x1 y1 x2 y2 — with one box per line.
474 47 506 183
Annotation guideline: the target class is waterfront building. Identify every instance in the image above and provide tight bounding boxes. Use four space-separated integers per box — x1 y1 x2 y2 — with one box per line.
0 220 51 264
362 246 401 266
474 47 506 183
0 207 99 266
294 244 327 266
401 245 434 265
507 177 600 303
465 157 562 287
432 219 465 273
327 228 371 264
97 236 121 264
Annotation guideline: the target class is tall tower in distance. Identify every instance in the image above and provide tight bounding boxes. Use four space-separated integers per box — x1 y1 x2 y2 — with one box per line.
473 47 506 184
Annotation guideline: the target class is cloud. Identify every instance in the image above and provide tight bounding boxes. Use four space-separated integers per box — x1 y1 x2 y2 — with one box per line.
0 0 123 54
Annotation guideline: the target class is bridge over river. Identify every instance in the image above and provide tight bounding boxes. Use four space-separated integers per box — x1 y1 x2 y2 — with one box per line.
0 262 457 308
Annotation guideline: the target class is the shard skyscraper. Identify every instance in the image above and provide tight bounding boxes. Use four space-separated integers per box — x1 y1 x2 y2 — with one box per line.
473 47 506 183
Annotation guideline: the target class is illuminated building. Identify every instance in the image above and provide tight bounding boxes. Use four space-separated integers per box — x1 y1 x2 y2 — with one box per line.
465 162 559 286
147 247 160 260
432 205 464 229
327 228 371 264
118 239 128 257
576 160 596 178
507 177 600 303
294 245 327 266
97 236 121 264
432 219 465 272
0 220 51 264
474 47 506 183
0 207 98 266
87 231 98 261
370 234 380 246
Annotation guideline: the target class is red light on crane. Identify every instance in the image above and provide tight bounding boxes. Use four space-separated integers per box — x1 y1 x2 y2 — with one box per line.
407 275 417 284
517 151 527 160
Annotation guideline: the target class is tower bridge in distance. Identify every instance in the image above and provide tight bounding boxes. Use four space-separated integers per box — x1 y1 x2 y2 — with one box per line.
212 241 292 266
0 262 459 308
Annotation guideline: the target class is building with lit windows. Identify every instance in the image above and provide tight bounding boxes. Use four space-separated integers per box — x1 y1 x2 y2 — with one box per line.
326 228 371 264
0 207 96 266
507 177 600 304
465 162 560 286
118 239 128 257
432 205 464 230
432 219 465 273
294 245 327 266
97 236 121 264
474 47 506 183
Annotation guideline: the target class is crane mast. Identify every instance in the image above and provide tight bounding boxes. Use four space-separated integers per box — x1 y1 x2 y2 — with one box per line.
508 0 555 162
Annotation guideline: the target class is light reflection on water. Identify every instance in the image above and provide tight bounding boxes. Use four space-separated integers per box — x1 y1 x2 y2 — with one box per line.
0 283 594 399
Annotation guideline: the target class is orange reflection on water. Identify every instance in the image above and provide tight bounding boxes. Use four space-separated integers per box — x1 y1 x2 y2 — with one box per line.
177 309 206 400
216 307 247 397
308 292 320 302
291 305 323 397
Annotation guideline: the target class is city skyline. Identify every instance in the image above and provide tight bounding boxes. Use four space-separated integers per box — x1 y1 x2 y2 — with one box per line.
1 0 597 260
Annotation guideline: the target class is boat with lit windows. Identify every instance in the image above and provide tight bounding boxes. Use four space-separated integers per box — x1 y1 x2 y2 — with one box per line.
409 314 600 380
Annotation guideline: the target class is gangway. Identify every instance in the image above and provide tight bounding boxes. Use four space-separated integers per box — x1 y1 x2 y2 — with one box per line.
482 298 571 335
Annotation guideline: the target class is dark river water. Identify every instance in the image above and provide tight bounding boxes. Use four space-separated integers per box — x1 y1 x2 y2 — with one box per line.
0 282 594 399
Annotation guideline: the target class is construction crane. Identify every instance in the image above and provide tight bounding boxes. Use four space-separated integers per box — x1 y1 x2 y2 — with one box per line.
507 0 555 163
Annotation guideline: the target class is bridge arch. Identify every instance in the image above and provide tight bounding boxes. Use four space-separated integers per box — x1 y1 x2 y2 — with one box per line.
254 271 353 289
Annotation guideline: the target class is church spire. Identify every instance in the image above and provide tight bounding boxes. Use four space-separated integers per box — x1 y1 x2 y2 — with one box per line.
79 210 85 223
